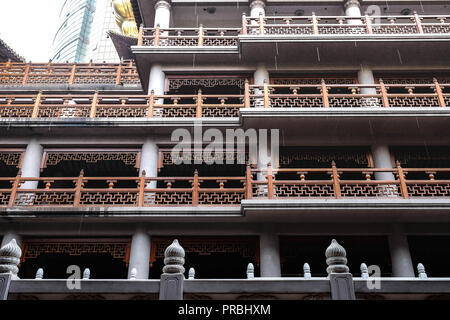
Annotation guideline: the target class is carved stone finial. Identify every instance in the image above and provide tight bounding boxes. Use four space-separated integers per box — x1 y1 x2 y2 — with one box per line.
0 239 22 279
130 268 137 280
247 263 254 279
360 263 369 279
417 263 427 279
188 267 195 279
326 239 349 274
35 268 44 279
303 263 311 279
83 268 90 280
162 239 185 275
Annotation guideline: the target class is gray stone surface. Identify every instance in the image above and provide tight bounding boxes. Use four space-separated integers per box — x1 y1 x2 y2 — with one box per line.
329 273 356 300
0 274 12 300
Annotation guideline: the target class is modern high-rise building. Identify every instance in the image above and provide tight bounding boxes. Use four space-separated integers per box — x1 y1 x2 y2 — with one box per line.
1 0 450 301
52 0 128 63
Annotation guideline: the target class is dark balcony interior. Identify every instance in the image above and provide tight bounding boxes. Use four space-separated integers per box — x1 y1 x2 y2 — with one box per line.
280 236 392 277
149 236 259 279
408 236 450 277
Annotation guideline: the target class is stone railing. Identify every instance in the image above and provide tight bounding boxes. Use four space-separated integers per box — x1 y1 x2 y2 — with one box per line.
0 60 140 86
0 80 449 119
1 163 450 208
2 238 449 300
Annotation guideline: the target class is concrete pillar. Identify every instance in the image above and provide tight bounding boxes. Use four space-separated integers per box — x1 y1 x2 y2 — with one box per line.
371 144 395 180
259 232 281 277
388 225 415 277
21 139 43 189
148 64 165 95
357 66 376 95
1 232 22 247
250 0 265 18
154 1 171 28
344 0 363 25
127 230 151 279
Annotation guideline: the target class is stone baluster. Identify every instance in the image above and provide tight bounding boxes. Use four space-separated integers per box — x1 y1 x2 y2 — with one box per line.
130 268 137 280
360 263 369 279
303 263 311 279
417 263 428 279
0 239 22 300
247 263 255 279
35 268 44 279
326 239 356 300
188 267 195 279
159 239 185 300
83 268 90 280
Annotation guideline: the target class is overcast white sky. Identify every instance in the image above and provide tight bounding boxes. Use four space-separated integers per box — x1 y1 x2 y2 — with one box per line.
0 0 62 62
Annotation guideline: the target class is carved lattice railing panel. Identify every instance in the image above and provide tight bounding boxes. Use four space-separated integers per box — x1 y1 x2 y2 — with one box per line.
0 61 140 86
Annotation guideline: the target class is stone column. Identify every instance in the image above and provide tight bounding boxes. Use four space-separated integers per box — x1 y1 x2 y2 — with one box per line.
344 0 363 25
127 230 151 279
388 225 415 277
357 66 376 95
250 0 265 18
1 233 22 248
140 138 159 189
371 144 395 180
154 1 171 28
259 232 281 277
21 139 43 189
148 64 165 96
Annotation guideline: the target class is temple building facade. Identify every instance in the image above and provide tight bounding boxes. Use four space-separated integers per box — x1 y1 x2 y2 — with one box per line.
1 0 450 300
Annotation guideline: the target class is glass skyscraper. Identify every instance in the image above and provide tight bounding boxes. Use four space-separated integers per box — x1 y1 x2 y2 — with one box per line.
52 0 120 63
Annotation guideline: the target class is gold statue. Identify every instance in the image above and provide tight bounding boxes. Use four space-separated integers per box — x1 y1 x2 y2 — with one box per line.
111 0 138 37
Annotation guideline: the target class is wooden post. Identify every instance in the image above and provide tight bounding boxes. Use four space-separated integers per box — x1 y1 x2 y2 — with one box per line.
396 161 409 199
433 78 446 107
73 169 84 207
90 91 99 118
69 64 76 84
6 59 11 68
245 164 253 199
138 170 146 207
331 161 341 199
196 89 203 117
198 24 204 46
267 163 274 199
137 24 144 46
244 79 250 108
365 15 373 34
263 80 270 108
148 90 155 118
312 12 319 35
22 63 30 85
8 172 21 207
115 63 122 85
154 24 160 47
31 91 42 118
242 13 248 35
321 79 329 108
379 79 390 107
259 12 265 35
413 11 424 34
192 170 199 205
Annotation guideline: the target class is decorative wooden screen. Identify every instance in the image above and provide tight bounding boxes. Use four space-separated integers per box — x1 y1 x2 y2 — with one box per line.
150 237 259 266
392 146 450 167
40 149 142 171
21 238 131 264
271 76 357 85
375 74 450 85
279 148 373 168
0 149 24 168
158 148 249 171
165 75 249 92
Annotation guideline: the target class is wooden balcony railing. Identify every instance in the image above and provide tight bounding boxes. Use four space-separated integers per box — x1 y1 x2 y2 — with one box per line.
136 14 450 47
0 80 449 119
242 13 450 36
0 163 450 208
0 60 140 86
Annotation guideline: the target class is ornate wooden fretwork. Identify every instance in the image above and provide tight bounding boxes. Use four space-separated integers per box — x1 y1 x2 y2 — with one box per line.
376 75 450 85
41 149 141 170
392 146 450 166
272 77 357 85
166 76 247 91
0 149 24 167
158 148 248 170
279 148 372 167
21 238 131 263
150 237 259 266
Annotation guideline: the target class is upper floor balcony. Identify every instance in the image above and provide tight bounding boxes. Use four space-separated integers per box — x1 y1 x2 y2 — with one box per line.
132 14 450 72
